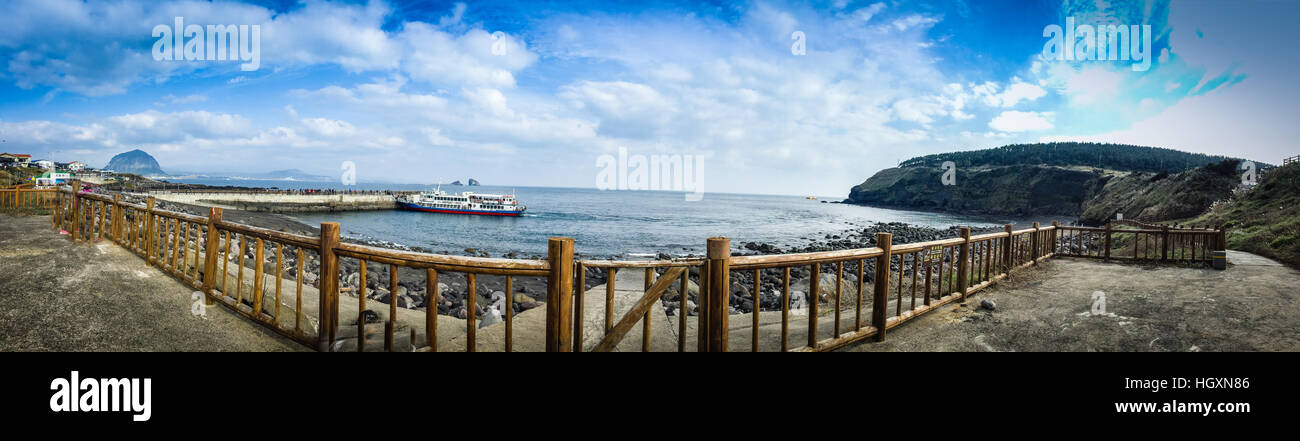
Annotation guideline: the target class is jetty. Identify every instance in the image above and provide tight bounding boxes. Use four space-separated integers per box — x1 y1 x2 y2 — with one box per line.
146 190 400 213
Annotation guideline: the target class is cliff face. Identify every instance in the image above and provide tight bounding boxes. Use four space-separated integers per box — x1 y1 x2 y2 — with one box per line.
846 159 1244 226
1078 160 1240 225
104 149 165 175
846 165 1108 217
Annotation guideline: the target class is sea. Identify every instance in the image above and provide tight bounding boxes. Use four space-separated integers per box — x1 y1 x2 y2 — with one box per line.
169 178 1014 258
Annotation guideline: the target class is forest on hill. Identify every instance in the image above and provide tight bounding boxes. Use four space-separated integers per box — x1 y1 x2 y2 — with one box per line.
898 142 1263 173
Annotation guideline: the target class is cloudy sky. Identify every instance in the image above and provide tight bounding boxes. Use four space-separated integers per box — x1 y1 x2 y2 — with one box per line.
0 0 1295 196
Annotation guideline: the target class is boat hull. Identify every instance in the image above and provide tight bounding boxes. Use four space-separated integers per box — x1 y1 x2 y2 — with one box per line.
397 201 524 216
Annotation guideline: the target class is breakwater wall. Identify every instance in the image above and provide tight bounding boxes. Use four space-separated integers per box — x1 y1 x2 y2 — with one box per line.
147 191 398 213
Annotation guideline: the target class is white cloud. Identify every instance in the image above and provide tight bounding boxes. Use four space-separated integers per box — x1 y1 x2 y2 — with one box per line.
989 111 1054 132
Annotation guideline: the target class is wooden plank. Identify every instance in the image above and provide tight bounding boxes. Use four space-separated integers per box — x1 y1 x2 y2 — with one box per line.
781 267 790 352
707 237 730 352
753 268 761 352
871 233 892 342
591 267 687 352
544 237 574 352
358 260 367 352
318 222 340 351
253 238 264 314
426 269 437 352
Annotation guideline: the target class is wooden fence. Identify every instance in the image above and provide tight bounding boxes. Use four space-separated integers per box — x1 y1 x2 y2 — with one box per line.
1 188 57 210
48 186 1225 352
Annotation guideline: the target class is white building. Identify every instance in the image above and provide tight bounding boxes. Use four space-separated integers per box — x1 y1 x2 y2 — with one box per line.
68 161 86 171
35 159 55 169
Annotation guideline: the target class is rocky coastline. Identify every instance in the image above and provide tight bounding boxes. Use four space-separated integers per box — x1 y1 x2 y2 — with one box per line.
147 197 1007 327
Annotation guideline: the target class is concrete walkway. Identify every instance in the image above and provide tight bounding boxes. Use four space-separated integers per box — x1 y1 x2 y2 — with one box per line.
0 214 307 351
846 255 1300 352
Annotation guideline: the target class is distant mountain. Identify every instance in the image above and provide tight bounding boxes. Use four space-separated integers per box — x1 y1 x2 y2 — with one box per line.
104 149 165 175
468 178 480 186
449 180 464 185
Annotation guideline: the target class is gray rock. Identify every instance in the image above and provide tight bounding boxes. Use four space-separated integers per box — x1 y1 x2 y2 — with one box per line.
790 291 807 309
479 308 503 328
980 299 996 311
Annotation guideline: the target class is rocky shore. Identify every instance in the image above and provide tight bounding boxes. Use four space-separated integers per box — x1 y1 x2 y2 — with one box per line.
147 197 1003 326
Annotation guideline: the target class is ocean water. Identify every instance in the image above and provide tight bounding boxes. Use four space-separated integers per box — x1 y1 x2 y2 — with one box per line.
179 181 1008 258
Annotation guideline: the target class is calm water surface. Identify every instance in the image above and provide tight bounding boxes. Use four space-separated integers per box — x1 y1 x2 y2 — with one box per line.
172 179 1010 257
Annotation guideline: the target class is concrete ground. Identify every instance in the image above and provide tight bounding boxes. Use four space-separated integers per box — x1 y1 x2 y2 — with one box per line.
0 214 307 351
846 252 1300 352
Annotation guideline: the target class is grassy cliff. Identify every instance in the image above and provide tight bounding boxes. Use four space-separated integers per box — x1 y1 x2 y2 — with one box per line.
847 143 1257 225
1188 161 1300 267
847 164 1107 217
1078 160 1241 225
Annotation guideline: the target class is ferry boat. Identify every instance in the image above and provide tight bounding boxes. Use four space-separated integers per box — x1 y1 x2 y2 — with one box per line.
397 187 526 216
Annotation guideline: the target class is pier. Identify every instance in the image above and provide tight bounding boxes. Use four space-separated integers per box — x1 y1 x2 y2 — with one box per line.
146 190 399 213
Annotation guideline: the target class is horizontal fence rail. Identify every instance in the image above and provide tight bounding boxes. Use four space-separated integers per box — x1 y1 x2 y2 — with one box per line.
1 188 57 210
46 182 1225 352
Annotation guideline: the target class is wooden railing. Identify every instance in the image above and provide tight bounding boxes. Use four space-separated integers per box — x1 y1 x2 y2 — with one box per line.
1 188 57 210
1054 221 1223 263
47 185 1225 352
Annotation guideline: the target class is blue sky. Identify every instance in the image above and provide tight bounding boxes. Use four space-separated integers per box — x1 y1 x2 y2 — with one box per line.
1 0 1295 196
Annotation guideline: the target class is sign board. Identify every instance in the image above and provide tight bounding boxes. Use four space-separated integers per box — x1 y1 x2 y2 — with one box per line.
924 245 943 263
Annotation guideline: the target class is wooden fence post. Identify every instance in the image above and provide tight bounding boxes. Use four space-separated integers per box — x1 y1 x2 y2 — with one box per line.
1104 222 1113 261
706 237 731 352
1031 222 1040 264
112 194 122 240
1051 221 1059 256
872 232 892 342
202 207 222 307
545 237 575 352
1161 225 1169 261
1002 224 1012 271
71 188 81 242
697 263 710 352
318 222 340 352
957 227 971 299
1216 226 1227 251
145 197 156 263
52 191 59 229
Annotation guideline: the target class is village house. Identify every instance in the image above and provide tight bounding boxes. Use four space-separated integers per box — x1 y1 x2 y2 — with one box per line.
68 161 86 171
0 152 31 167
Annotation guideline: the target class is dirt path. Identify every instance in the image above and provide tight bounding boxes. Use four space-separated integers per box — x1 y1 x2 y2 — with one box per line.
0 214 307 351
847 253 1300 352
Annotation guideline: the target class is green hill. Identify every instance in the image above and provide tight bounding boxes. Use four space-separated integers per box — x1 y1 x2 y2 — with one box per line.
900 142 1257 173
847 143 1263 224
1188 161 1300 267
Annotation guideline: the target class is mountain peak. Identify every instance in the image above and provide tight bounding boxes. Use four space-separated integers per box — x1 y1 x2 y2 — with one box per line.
104 149 165 175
